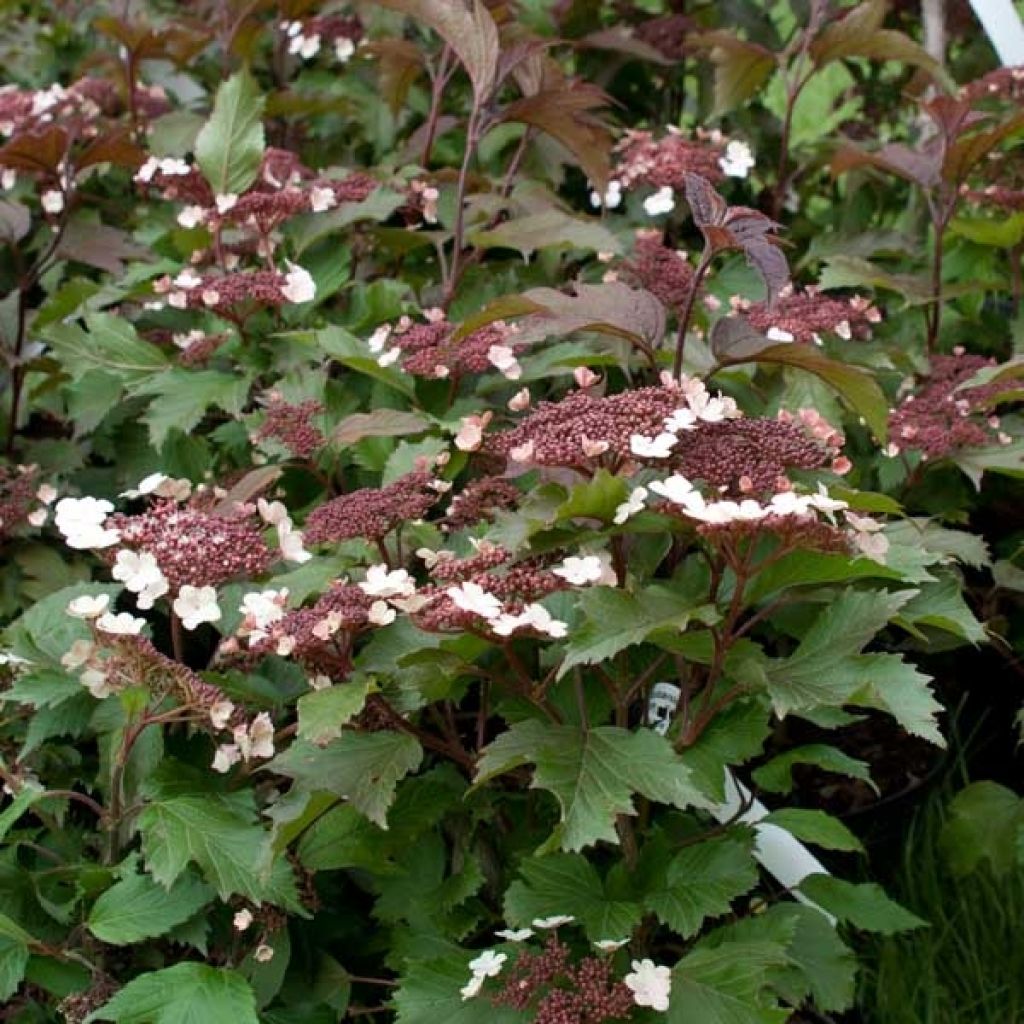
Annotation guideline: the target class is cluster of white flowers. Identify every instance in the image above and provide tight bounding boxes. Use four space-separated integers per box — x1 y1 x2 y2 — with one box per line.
134 155 190 184
257 497 311 564
629 377 740 461
459 949 508 1001
120 472 191 501
718 139 755 178
590 179 623 209
238 588 289 643
487 344 522 380
445 581 568 639
280 21 357 63
551 554 613 586
212 710 275 773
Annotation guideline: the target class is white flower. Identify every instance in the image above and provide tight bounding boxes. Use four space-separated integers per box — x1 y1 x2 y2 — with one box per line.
212 743 241 773
309 185 336 212
496 928 534 942
278 522 312 564
614 486 648 525
62 639 94 670
257 498 290 526
41 189 64 214
254 943 275 963
209 699 235 731
240 712 275 759
468 950 507 978
233 908 254 931
290 31 321 58
446 582 502 620
215 193 238 214
54 497 120 549
718 139 755 179
846 512 889 562
590 179 622 209
359 565 415 599
174 269 202 290
239 590 287 636
368 325 391 353
159 157 190 177
807 485 848 515
281 261 316 303
663 407 698 433
173 585 221 631
455 414 490 452
487 344 522 380
624 958 672 1012
532 915 575 929
177 204 206 229
368 600 396 626
643 186 675 217
1 168 15 190
112 550 166 600
649 474 695 506
377 348 401 367
459 974 484 1001
553 555 605 586
766 326 794 343
594 938 629 951
36 484 57 505
96 611 146 636
769 491 813 516
519 603 568 638
81 668 112 699
335 36 356 62
67 594 110 620
630 432 677 459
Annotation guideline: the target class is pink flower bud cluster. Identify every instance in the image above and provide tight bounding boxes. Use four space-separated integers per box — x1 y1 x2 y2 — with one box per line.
0 464 43 541
107 499 273 591
152 268 291 316
959 66 1024 103
612 126 726 192
617 230 695 315
254 397 326 458
442 476 521 531
734 284 880 344
888 352 1010 458
303 470 440 546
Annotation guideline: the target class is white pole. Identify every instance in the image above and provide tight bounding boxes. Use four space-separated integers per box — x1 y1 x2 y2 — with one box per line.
967 0 1024 66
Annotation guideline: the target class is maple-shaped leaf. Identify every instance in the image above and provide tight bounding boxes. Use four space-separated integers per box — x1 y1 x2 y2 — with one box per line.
684 173 790 305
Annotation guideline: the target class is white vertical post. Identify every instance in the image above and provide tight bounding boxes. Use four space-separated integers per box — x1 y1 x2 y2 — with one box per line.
967 0 1024 66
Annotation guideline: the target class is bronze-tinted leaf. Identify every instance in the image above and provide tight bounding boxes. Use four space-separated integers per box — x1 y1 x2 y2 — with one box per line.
692 31 776 117
0 127 68 175
77 130 146 172
682 172 728 230
362 39 425 115
54 219 151 275
578 27 678 67
374 0 501 102
332 410 431 445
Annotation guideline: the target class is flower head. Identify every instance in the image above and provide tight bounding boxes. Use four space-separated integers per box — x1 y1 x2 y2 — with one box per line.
624 958 671 1012
173 585 221 631
281 262 316 304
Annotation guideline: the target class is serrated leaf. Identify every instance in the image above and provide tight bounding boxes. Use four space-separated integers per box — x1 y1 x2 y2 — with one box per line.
392 956 527 1024
940 781 1024 877
87 963 259 1024
896 576 987 645
195 68 265 195
132 368 250 449
268 732 423 827
504 853 641 940
476 720 706 851
87 872 214 945
44 313 169 384
314 326 415 397
699 33 776 117
332 409 430 445
798 875 926 934
952 440 1024 489
752 744 875 795
679 698 771 800
0 935 29 1002
652 834 759 939
559 584 716 679
297 681 373 746
468 210 620 260
761 809 864 853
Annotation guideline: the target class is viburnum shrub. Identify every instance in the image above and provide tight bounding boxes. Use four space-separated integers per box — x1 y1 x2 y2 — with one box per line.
0 1 1021 1022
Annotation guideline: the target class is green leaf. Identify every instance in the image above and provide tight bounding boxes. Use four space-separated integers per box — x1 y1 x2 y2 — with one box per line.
0 782 46 842
504 853 642 941
896 576 987 645
940 781 1024 877
44 313 169 384
952 440 1024 489
476 720 706 851
679 698 771 801
559 584 716 678
752 744 875 795
745 551 905 604
0 935 29 1003
297 680 374 746
468 211 620 260
949 212 1024 248
652 834 759 939
87 963 259 1024
132 369 250 449
761 809 864 853
667 939 792 1024
723 343 889 442
702 35 776 117
137 795 276 903
315 326 415 397
195 68 265 196
556 470 628 524
87 871 214 945
393 956 527 1024
798 875 927 934
268 731 423 827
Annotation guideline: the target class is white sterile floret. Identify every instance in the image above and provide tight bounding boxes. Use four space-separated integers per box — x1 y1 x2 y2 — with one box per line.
309 185 336 212
624 958 672 1012
459 974 484 1001
377 348 401 367
278 522 312 564
520 603 568 638
614 486 648 525
359 565 415 599
487 344 522 380
173 585 221 631
846 511 890 562
594 938 629 951
112 550 169 610
532 915 575 929
41 189 64 214
177 205 206 229
81 668 112 699
467 950 507 978
718 139 755 179
446 582 502 620
215 193 238 214
643 186 675 216
495 928 534 942
769 491 813 516
54 496 120 550
766 326 794 343
209 699 235 730
257 498 290 526
67 594 110 620
663 406 698 432
212 743 241 773
630 432 678 459
649 474 695 505
233 908 254 931
553 555 605 585
368 600 396 626
239 589 287 635
281 262 316 304
238 712 275 759
335 37 356 62
590 179 622 209
807 484 848 515
368 325 391 353
96 611 146 636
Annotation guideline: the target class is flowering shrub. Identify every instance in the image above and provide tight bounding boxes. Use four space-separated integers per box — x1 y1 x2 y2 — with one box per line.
0 2 1021 1023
